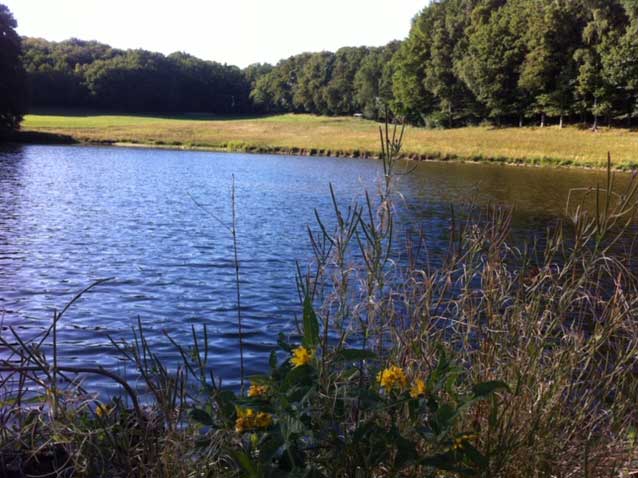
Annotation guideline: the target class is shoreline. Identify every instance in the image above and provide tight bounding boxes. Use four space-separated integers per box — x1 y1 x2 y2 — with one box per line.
11 133 637 174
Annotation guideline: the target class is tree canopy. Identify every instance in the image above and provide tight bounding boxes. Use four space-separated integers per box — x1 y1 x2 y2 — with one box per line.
22 38 252 114
250 43 400 119
13 0 638 128
0 3 27 137
392 0 638 128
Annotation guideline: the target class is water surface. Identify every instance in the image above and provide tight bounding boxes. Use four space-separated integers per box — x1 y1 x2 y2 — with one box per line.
0 145 630 392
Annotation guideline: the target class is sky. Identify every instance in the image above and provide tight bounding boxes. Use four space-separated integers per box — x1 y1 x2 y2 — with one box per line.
5 0 426 67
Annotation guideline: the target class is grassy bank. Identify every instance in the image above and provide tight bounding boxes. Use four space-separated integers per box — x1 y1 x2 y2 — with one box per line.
22 111 638 170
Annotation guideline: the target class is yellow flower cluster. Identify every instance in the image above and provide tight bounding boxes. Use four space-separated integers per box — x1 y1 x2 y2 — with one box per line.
377 365 408 391
247 384 269 398
410 378 427 398
290 345 313 368
235 407 273 434
95 404 111 418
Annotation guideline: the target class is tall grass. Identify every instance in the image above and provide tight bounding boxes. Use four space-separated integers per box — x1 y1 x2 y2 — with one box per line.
1 120 638 477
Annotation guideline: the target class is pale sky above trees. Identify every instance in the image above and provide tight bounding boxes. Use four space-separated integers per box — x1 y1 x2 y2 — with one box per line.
5 0 426 67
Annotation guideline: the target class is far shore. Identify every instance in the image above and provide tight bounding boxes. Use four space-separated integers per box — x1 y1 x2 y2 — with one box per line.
17 112 638 171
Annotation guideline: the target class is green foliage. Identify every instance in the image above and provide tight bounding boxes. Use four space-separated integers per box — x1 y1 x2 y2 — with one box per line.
195 332 507 478
393 0 638 127
15 0 638 126
354 42 400 120
22 38 252 114
0 3 28 137
250 45 399 118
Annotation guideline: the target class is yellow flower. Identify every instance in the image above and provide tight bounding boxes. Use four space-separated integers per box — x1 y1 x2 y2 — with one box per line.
290 346 313 368
95 404 111 418
247 384 269 398
377 365 408 391
254 411 273 428
235 407 273 433
451 434 477 451
410 378 427 398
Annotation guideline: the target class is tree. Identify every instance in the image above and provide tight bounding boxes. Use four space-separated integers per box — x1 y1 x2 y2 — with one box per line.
293 52 334 114
354 42 400 119
391 7 437 124
0 4 28 137
517 0 585 127
324 47 368 115
458 0 530 125
599 1 638 126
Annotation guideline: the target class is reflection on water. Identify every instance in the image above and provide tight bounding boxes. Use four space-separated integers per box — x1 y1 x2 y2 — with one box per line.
0 145 632 392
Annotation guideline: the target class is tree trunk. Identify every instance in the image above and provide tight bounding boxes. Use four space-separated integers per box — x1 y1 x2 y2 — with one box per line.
559 114 564 129
540 112 545 128
592 115 598 131
519 115 523 128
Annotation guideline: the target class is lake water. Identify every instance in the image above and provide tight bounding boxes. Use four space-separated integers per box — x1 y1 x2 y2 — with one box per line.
0 144 631 393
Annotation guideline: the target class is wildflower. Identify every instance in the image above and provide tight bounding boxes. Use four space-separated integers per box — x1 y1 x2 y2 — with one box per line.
247 384 269 398
235 407 273 433
377 365 408 391
254 411 273 428
95 404 111 418
290 345 313 368
410 378 427 398
451 434 477 451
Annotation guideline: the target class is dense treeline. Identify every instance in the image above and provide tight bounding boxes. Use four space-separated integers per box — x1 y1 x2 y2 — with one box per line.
22 36 401 120
392 0 638 128
0 4 27 137
11 0 638 128
22 38 252 114
250 42 400 119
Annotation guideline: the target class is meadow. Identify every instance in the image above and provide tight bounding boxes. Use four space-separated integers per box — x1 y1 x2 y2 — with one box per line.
22 112 638 170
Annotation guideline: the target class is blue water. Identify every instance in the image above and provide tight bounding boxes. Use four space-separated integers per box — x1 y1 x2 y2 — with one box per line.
0 145 628 393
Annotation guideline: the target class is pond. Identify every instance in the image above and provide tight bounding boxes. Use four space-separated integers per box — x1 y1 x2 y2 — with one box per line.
0 145 631 393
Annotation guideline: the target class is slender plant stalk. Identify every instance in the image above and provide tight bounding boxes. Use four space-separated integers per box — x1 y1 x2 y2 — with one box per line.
231 174 245 393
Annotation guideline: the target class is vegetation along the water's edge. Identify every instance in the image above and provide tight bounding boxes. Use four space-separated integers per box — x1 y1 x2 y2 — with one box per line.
19 112 638 171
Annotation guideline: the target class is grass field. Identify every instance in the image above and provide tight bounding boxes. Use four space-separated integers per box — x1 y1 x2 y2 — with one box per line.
21 112 638 169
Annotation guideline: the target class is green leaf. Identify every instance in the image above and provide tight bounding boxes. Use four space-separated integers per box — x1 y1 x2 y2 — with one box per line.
215 390 237 420
285 364 314 389
333 349 378 361
230 450 262 478
302 295 320 348
472 380 510 398
434 403 457 432
269 349 278 369
393 432 417 468
189 408 216 427
246 374 270 386
278 332 292 352
461 442 488 468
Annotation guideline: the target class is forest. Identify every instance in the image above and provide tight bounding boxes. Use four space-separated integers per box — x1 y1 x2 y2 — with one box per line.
255 0 638 128
3 0 638 133
21 38 253 114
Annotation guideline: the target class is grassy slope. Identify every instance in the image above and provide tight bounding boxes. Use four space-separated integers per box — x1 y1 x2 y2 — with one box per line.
22 112 638 169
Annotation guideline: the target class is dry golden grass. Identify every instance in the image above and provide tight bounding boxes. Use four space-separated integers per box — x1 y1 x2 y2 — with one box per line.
22 112 638 169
